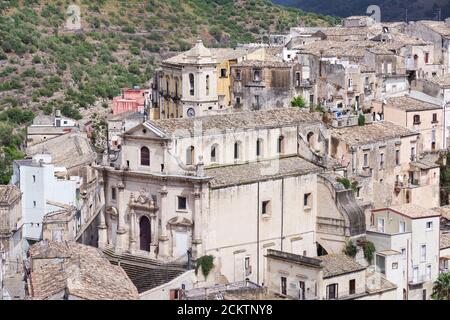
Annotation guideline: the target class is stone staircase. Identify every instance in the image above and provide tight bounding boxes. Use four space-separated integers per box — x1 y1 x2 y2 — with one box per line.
101 247 189 293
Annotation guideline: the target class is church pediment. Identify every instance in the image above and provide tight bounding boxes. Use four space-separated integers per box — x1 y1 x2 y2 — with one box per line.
124 122 169 140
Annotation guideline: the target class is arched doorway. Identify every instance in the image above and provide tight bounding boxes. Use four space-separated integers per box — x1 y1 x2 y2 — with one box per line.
139 216 151 252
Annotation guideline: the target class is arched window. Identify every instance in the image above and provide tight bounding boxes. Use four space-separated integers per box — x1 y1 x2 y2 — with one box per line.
211 144 218 162
189 73 195 96
166 78 170 95
140 147 150 166
186 146 195 165
234 141 241 160
256 139 263 157
277 136 285 154
206 75 210 96
413 115 420 124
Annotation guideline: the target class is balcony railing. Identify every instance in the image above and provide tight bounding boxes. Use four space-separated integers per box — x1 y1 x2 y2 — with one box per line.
409 274 431 285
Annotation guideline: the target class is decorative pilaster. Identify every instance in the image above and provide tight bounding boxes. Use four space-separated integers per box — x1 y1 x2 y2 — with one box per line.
129 208 136 254
192 184 202 259
97 179 108 248
158 185 169 257
116 183 127 251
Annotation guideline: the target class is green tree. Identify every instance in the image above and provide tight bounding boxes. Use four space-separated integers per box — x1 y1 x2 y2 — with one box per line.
291 96 306 108
432 272 450 300
358 114 365 126
343 240 357 258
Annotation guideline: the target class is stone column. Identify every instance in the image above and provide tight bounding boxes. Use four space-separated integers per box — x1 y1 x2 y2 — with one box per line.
158 185 169 257
129 208 136 254
97 180 108 248
116 183 127 251
192 184 202 259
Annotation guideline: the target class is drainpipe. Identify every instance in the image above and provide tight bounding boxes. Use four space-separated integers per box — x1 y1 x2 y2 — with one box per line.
281 179 284 251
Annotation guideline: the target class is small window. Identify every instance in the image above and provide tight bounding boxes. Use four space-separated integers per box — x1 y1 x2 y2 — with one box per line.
349 279 356 295
380 153 384 167
236 69 241 80
189 73 195 96
304 193 312 208
254 69 261 82
295 72 301 86
395 150 400 165
220 69 227 78
392 262 398 269
277 136 285 154
420 245 426 262
177 196 187 210
186 146 195 165
32 175 36 183
432 113 437 123
236 97 241 105
262 200 270 215
411 147 416 160
211 145 217 162
399 221 406 233
401 248 406 256
377 218 385 232
426 265 431 280
256 139 263 157
206 75 210 95
33 201 36 207
413 114 421 124
234 142 241 160
326 284 338 300
363 153 369 167
426 221 432 230
281 277 287 295
140 146 150 166
111 187 117 201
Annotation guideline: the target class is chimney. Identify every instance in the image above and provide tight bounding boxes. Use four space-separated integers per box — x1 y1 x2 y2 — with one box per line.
55 109 61 117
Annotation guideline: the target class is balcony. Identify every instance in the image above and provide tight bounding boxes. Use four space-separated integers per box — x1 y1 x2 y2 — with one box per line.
409 274 431 285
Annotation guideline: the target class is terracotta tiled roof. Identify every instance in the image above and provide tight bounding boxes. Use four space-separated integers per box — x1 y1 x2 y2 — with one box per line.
0 185 21 205
440 232 450 250
385 96 441 111
206 156 322 188
316 254 366 278
28 241 139 300
147 108 320 137
330 121 417 146
387 204 441 219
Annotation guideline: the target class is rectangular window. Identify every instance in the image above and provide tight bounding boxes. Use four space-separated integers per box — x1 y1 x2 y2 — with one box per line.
432 113 437 123
420 245 426 262
392 262 398 269
349 279 356 295
426 265 431 280
236 97 241 105
32 175 36 183
426 221 432 230
111 187 117 201
376 254 386 275
33 201 36 208
413 266 419 282
254 95 260 108
399 221 406 233
411 147 416 160
363 153 369 167
254 70 261 82
295 72 301 86
236 70 241 80
395 150 400 165
220 68 227 78
425 52 429 64
326 284 338 300
401 248 406 257
281 277 287 295
377 218 385 233
380 153 384 167
304 193 312 208
262 201 270 215
177 196 187 210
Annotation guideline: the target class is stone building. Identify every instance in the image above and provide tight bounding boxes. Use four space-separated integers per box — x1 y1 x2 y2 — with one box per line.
381 96 443 152
24 241 138 300
367 204 441 300
329 121 440 209
230 59 300 111
93 107 366 285
265 250 397 300
0 185 22 274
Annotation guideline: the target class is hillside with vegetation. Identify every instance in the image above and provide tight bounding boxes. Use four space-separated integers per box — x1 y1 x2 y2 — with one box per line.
0 0 338 184
273 0 450 22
